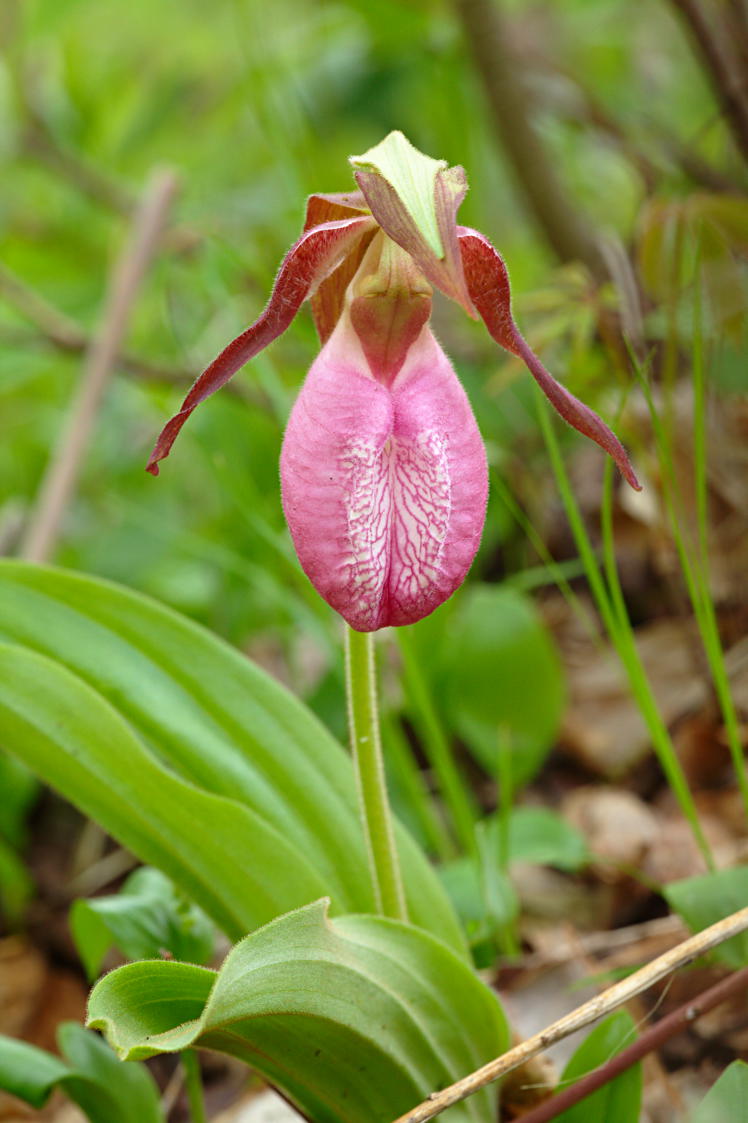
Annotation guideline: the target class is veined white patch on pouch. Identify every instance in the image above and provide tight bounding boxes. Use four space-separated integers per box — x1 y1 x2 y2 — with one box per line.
340 429 452 615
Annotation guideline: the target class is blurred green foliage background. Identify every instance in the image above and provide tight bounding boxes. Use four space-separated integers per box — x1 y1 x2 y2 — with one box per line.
2 0 747 796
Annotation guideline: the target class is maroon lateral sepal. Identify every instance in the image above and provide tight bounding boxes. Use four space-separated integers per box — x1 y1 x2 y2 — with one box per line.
146 215 376 475
458 225 641 491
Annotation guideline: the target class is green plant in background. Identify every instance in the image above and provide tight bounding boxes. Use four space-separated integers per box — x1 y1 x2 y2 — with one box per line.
0 1022 165 1123
0 132 638 1120
0 753 37 924
3 1 748 1119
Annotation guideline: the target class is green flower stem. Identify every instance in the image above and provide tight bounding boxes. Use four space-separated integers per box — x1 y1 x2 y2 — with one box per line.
181 1049 207 1123
345 626 408 921
536 387 714 870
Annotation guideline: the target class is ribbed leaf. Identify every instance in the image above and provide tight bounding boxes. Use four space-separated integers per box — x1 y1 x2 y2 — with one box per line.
89 899 507 1123
0 562 463 951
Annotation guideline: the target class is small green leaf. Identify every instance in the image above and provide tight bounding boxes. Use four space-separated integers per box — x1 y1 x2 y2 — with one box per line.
665 868 748 969
554 1011 641 1123
57 1023 164 1123
440 809 586 959
505 807 589 872
89 898 508 1123
690 1060 748 1123
0 1035 69 1108
444 587 565 787
439 857 486 938
0 1024 164 1123
71 866 214 979
475 820 519 929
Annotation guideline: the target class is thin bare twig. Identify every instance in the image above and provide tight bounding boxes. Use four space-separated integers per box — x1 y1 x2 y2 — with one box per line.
515 965 748 1123
10 73 199 250
0 263 88 351
19 168 178 563
0 262 195 384
554 71 740 195
668 0 748 167
393 905 748 1123
452 0 608 281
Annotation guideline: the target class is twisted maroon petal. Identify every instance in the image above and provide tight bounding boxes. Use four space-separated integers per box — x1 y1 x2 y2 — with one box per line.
458 226 641 491
146 216 376 475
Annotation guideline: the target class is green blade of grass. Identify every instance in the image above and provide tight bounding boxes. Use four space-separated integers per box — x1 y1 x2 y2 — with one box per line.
535 385 713 869
635 343 748 824
397 628 478 856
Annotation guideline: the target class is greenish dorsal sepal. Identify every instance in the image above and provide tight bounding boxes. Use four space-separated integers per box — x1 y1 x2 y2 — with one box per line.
350 131 475 314
88 899 508 1123
351 131 448 259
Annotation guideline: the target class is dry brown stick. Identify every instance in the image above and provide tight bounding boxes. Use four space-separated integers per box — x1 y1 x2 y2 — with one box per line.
515 965 748 1123
19 168 178 563
452 0 608 281
393 905 748 1123
668 0 748 167
725 0 748 76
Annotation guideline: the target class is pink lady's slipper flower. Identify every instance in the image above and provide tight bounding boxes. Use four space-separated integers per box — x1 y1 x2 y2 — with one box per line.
147 132 639 632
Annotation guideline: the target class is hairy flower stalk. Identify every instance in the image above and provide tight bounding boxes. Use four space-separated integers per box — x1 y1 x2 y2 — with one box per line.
147 131 640 630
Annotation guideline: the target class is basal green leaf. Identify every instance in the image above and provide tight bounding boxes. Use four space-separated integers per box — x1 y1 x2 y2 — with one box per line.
690 1060 748 1123
0 562 463 952
71 866 214 979
665 868 748 969
555 1011 641 1123
0 643 331 939
89 899 507 1123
